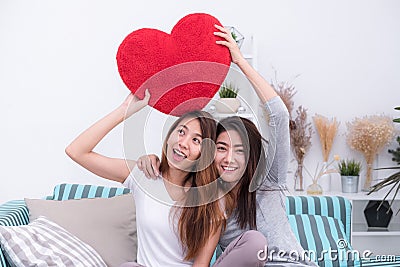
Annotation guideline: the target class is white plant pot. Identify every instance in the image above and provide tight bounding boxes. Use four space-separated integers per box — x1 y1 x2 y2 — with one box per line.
215 98 241 113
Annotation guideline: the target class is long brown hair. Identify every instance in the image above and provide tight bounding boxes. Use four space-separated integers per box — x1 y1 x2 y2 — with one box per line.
217 116 267 230
159 110 226 261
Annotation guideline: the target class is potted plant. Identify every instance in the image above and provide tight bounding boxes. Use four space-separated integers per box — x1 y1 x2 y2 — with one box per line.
369 106 400 214
338 159 362 193
363 106 400 229
215 83 241 113
225 26 244 48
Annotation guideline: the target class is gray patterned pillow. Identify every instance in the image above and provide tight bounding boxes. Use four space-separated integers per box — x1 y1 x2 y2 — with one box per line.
0 216 107 267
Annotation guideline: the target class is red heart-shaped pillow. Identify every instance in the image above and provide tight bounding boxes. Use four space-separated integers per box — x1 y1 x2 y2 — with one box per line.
116 13 231 116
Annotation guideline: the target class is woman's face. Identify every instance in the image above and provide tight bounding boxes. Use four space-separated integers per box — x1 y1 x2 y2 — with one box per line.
166 117 203 172
214 130 246 183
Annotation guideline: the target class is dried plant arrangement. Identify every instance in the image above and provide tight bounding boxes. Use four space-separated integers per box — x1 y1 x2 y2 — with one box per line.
271 71 298 121
313 114 339 162
291 106 313 191
273 81 296 117
346 115 395 190
269 71 312 191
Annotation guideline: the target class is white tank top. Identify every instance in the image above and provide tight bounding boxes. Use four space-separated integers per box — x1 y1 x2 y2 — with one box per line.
123 166 193 267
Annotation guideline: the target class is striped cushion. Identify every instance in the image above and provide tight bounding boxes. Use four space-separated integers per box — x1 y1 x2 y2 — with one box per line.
286 196 352 242
288 214 360 267
0 216 106 267
0 200 29 267
52 183 130 200
1 252 7 267
0 200 29 227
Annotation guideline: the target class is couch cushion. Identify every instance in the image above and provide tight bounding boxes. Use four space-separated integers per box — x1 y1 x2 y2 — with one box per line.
25 193 136 267
0 200 29 267
0 216 107 267
288 214 360 267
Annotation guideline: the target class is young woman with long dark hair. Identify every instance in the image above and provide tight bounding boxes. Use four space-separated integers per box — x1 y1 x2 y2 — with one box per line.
66 91 226 267
212 24 317 267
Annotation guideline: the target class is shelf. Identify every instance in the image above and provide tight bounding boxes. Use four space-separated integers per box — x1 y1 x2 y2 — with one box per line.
211 112 258 127
212 112 254 119
353 223 400 236
242 53 253 59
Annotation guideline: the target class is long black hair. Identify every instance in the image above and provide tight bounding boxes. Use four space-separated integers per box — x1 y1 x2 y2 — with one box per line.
217 116 267 230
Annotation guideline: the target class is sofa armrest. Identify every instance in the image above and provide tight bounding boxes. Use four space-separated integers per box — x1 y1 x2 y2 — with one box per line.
0 200 29 267
286 196 352 241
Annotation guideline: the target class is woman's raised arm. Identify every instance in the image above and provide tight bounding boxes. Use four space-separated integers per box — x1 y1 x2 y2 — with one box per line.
65 91 150 183
214 26 289 187
214 24 277 104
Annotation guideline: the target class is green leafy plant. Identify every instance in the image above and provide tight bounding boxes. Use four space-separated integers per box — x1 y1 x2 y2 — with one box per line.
218 83 239 98
369 166 400 214
226 26 244 48
388 136 400 163
394 106 400 123
338 159 362 176
231 32 238 42
369 106 400 214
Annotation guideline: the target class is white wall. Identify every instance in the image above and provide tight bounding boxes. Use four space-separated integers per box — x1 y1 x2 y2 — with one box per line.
1 0 399 203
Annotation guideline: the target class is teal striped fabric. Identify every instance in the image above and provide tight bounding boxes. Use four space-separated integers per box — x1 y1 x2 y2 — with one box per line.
0 251 6 267
0 200 29 227
52 183 131 200
286 196 352 242
288 214 360 267
0 200 30 267
286 196 359 267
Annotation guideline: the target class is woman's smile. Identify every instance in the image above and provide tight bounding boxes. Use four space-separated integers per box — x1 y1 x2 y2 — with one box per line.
215 130 246 183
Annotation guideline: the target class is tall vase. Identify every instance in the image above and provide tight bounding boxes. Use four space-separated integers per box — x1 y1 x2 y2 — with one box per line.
318 161 331 192
361 155 379 192
294 163 304 191
363 163 374 191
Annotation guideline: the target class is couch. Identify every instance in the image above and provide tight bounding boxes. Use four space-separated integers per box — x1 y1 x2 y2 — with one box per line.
0 183 390 267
